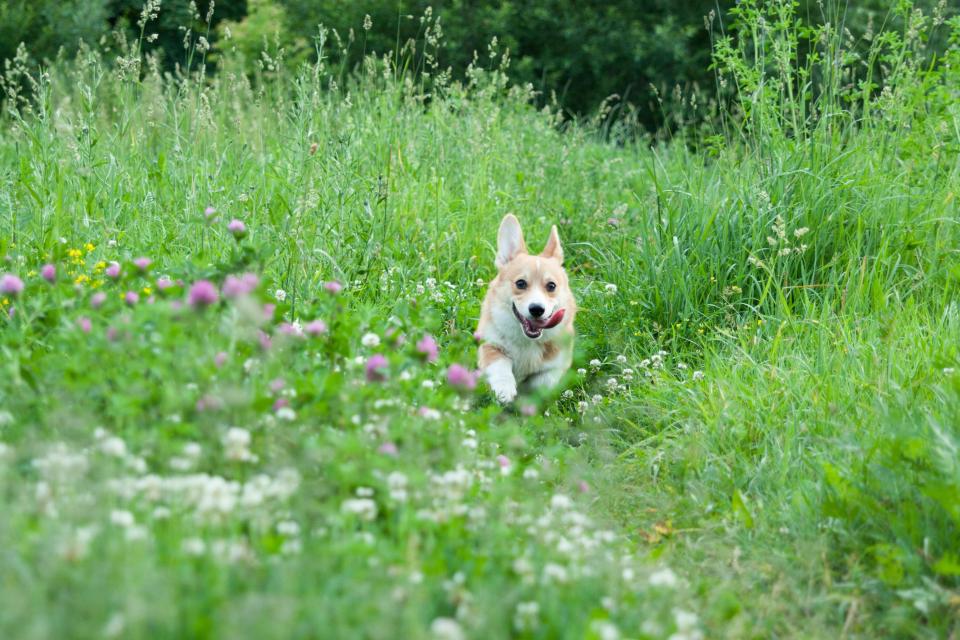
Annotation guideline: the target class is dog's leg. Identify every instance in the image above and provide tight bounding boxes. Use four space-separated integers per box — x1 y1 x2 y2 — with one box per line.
480 343 517 404
524 367 564 392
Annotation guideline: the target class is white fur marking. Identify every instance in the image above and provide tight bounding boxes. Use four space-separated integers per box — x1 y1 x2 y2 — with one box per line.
484 358 517 403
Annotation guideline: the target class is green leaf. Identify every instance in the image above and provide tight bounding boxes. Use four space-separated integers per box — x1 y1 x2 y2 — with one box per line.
732 489 754 529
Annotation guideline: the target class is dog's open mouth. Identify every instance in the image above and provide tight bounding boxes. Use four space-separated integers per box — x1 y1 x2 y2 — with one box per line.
512 303 565 339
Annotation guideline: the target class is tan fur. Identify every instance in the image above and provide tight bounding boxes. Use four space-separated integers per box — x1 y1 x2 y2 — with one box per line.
476 214 577 403
478 343 508 369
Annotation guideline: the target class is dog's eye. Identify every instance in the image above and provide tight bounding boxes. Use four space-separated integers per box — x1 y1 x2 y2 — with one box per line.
515 279 527 290
546 282 557 292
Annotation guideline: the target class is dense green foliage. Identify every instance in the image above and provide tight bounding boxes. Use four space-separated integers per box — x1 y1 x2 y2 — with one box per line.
1 0 959 637
5 0 953 130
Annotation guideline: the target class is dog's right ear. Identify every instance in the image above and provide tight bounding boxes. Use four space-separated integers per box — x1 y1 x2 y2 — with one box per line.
496 214 526 268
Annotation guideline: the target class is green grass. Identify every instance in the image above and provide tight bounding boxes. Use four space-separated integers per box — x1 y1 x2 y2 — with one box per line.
1 2 959 638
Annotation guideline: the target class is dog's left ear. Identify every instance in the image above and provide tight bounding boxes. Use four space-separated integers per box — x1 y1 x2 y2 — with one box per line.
540 225 563 264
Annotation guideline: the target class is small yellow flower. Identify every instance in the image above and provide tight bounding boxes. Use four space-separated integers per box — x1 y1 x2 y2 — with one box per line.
68 249 83 259
84 243 95 253
74 274 89 286
92 280 104 289
94 261 106 272
142 287 153 296
0 298 8 307
27 270 37 277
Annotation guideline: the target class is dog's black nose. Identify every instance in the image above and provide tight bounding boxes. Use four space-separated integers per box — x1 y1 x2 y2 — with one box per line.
529 303 545 318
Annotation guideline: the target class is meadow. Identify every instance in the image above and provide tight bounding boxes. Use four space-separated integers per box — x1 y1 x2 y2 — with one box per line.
1 2 959 638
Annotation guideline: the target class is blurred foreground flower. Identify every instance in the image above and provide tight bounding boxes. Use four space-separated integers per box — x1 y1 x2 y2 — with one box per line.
305 319 328 336
227 219 247 240
323 280 343 294
416 334 439 362
446 364 477 391
0 274 24 296
365 354 388 382
187 280 219 309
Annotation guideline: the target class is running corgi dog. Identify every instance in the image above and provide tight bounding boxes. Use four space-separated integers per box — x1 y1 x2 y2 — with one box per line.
476 214 576 404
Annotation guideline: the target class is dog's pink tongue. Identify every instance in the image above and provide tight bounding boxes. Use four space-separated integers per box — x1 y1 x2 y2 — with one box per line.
543 308 565 329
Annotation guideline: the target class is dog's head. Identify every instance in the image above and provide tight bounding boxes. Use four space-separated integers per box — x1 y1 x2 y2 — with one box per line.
489 214 574 340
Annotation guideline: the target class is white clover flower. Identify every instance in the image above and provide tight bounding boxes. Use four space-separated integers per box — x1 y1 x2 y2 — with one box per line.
223 427 253 462
110 510 135 528
421 379 436 389
281 539 302 555
649 567 679 588
276 407 296 421
543 562 569 583
341 498 377 521
522 468 539 480
577 401 589 412
429 618 465 640
671 609 703 640
356 486 374 498
591 394 603 404
103 613 126 638
513 601 540 632
692 370 705 381
125 525 148 541
590 621 621 640
387 471 409 502
169 456 192 471
562 390 573 399
274 289 286 301
589 358 602 368
550 494 573 510
277 520 300 536
616 355 627 364
604 283 618 295
577 368 587 375
100 436 127 458
361 332 381 348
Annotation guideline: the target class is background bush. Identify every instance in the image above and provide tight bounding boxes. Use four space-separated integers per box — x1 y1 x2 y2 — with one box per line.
3 0 952 132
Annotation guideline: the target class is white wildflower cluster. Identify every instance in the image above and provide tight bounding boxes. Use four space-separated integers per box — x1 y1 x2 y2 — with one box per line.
410 277 471 308
415 465 479 523
33 443 89 484
109 468 300 524
223 427 256 462
638 350 669 374
110 509 148 541
170 441 203 471
341 496 378 521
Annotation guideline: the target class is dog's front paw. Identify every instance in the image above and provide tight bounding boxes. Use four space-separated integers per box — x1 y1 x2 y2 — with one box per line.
491 381 517 404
